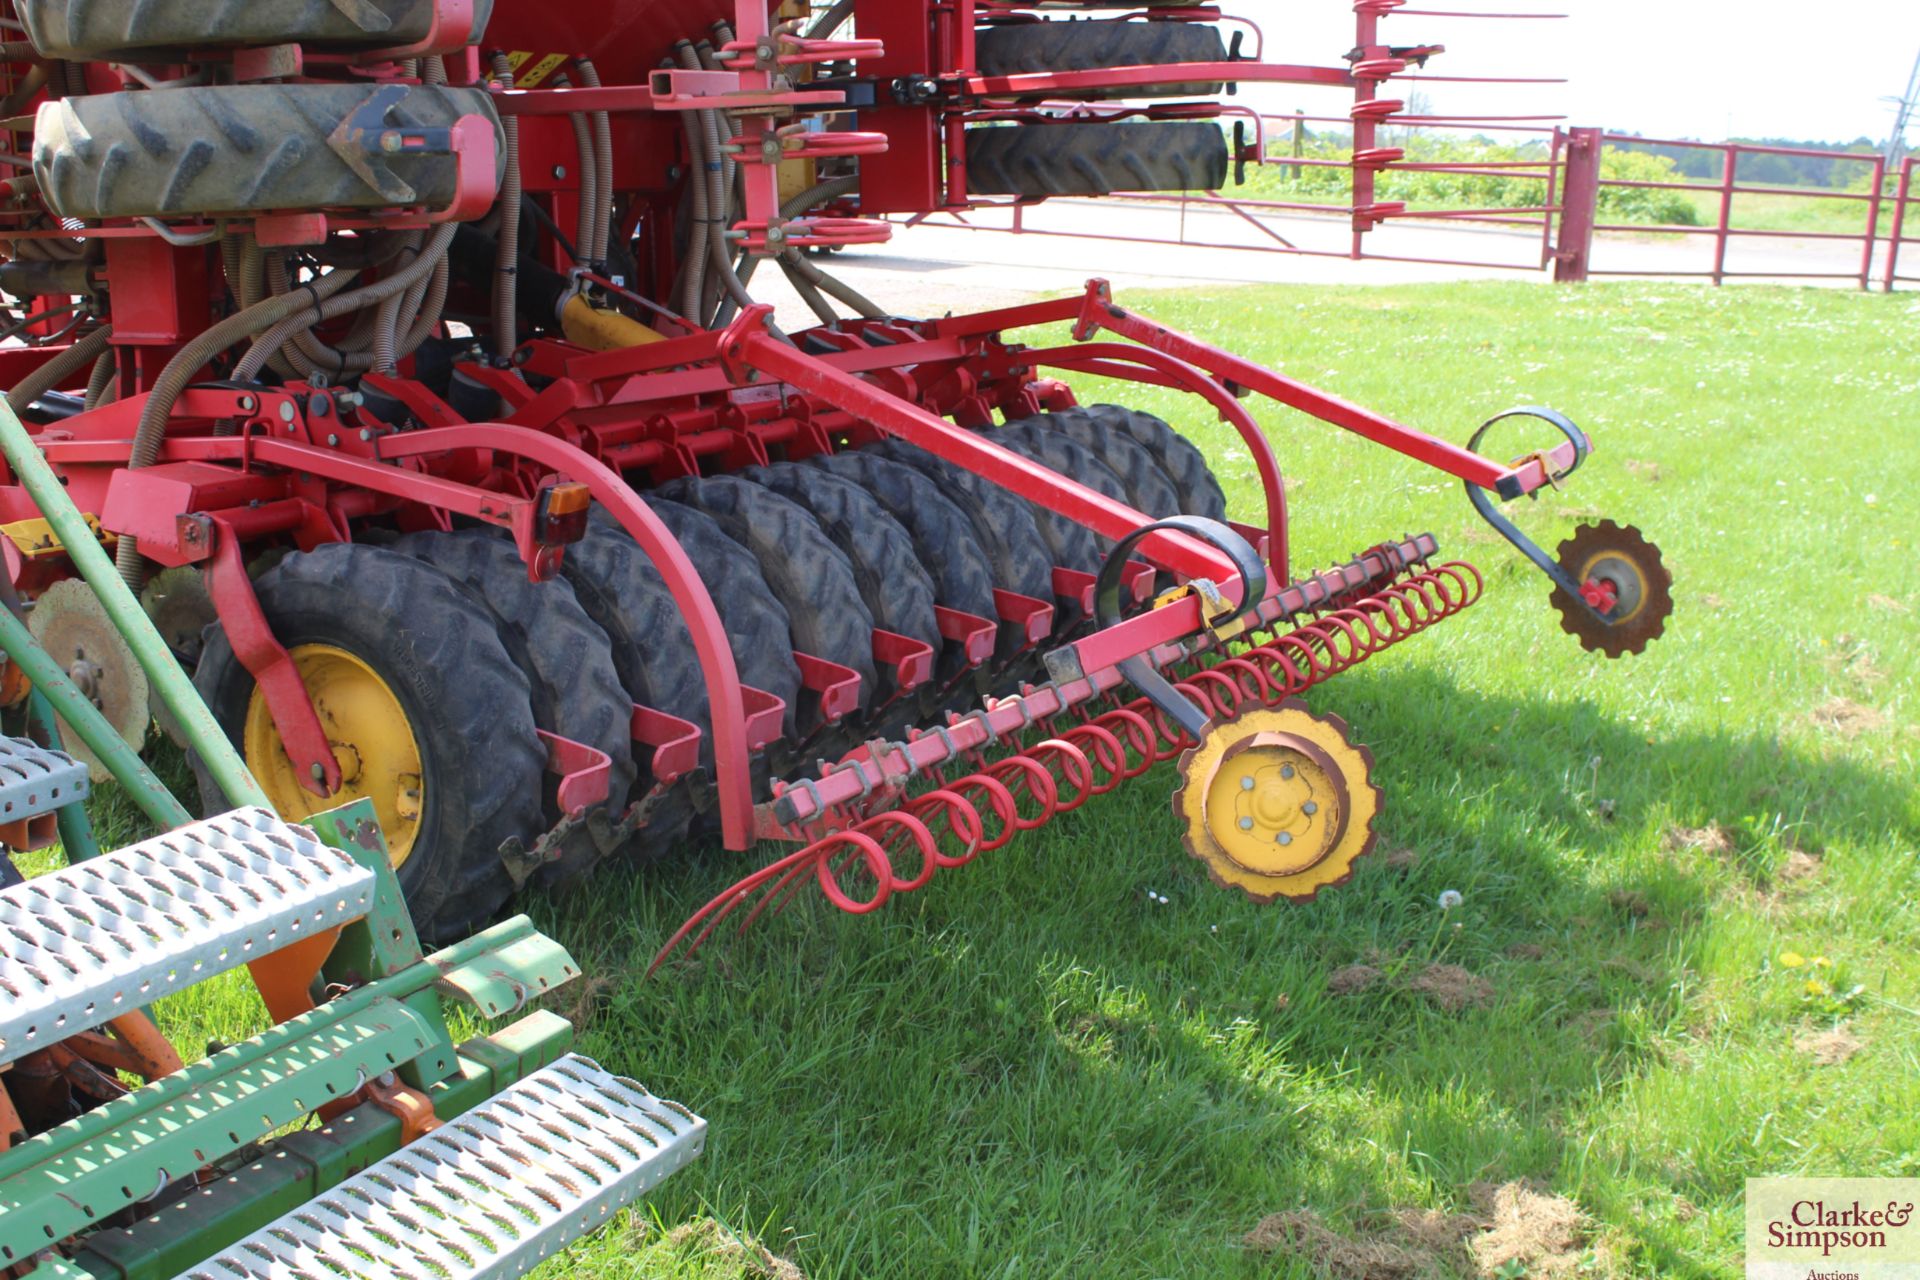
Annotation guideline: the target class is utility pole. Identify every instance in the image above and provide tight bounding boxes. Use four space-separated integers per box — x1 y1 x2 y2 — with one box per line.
1888 44 1920 168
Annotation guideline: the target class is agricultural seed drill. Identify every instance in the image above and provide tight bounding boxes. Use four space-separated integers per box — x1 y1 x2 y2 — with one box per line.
0 0 1672 954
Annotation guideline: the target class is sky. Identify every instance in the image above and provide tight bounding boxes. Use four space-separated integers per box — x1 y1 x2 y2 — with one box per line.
1239 1 1918 145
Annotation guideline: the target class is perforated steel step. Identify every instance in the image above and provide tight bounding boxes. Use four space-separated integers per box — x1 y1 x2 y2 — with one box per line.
0 806 376 1067
184 1053 706 1280
0 735 88 848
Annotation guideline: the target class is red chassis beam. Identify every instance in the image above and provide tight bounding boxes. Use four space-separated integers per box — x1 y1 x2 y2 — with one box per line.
958 61 1355 99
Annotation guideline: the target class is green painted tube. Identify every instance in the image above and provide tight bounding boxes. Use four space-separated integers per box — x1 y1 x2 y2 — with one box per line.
26 689 102 862
0 400 268 810
0 608 190 830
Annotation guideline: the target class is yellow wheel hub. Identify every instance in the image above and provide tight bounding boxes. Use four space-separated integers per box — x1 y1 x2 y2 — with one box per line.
1173 701 1380 903
244 644 424 866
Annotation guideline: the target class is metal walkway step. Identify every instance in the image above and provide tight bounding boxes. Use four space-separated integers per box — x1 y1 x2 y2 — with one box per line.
183 1053 706 1280
0 806 376 1067
0 735 88 850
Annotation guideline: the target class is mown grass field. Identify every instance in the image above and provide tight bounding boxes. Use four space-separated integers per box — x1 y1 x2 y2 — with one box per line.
66 280 1920 1278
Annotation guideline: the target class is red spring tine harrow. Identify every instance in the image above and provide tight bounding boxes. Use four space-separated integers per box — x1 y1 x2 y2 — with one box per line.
650 558 1483 972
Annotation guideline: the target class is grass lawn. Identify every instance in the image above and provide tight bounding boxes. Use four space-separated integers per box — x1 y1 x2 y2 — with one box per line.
58 281 1920 1278
1671 188 1892 238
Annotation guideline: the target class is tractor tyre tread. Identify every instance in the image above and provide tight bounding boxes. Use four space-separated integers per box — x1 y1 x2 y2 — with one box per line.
964 121 1227 198
560 518 710 863
974 18 1228 97
18 0 492 59
33 83 503 221
991 419 1134 568
741 461 941 671
865 437 1054 609
804 448 1000 636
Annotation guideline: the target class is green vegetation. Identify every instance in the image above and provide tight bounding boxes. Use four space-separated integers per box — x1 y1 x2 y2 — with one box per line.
1240 130 1904 238
1244 133 1703 226
58 281 1920 1277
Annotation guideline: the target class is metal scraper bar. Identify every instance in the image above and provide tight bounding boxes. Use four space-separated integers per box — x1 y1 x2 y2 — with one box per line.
183 1053 706 1280
0 806 376 1067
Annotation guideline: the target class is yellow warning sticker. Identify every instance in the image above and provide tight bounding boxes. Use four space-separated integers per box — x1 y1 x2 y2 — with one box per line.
516 53 568 88
502 50 532 73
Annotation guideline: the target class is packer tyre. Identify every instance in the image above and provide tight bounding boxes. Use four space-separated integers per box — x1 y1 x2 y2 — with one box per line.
1041 407 1184 518
866 437 1055 611
742 461 941 701
560 518 710 863
33 84 504 220
804 449 1003 665
191 544 543 944
655 474 877 731
974 18 1229 97
393 530 637 887
642 499 803 744
1082 402 1227 520
18 0 493 59
965 121 1227 198
990 420 1134 570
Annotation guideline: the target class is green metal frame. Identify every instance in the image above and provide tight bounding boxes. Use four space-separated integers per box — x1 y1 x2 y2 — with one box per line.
0 799 583 1278
0 399 266 811
0 408 603 1280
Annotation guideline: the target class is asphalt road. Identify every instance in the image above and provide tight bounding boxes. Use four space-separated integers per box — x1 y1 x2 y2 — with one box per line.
752 196 1891 327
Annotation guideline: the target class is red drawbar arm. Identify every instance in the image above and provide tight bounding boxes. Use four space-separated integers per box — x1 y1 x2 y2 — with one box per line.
725 316 1245 587
1071 281 1576 499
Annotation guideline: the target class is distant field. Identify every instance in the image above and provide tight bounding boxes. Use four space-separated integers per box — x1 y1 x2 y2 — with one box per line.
66 280 1920 1278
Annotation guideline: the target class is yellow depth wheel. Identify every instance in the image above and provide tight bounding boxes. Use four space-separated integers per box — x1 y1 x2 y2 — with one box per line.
242 644 425 867
1173 701 1380 903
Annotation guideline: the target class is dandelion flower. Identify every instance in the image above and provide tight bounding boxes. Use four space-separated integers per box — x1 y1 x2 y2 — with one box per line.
1779 950 1806 969
1438 890 1463 909
1805 979 1830 997
1812 956 1832 969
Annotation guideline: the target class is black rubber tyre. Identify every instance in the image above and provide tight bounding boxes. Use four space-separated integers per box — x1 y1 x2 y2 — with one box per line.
18 0 493 59
559 519 708 862
965 121 1227 198
1041 406 1184 518
191 543 542 944
33 84 504 220
865 438 1055 611
641 498 802 745
654 474 877 731
741 461 940 701
1081 402 1228 520
974 18 1229 97
391 530 636 888
804 450 1002 662
990 420 1134 571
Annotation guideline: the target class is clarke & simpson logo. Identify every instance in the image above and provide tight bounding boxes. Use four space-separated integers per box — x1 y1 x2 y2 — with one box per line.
1747 1179 1920 1279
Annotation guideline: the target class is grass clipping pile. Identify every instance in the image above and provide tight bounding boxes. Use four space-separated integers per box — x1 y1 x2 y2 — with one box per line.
1244 1181 1591 1279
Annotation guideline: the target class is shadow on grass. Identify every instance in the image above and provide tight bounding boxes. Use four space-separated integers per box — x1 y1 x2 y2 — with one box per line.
74 664 1909 1277
528 662 1912 1278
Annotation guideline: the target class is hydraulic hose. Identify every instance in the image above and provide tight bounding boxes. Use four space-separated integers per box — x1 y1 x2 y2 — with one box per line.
82 345 116 409
574 58 614 266
5 323 111 415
